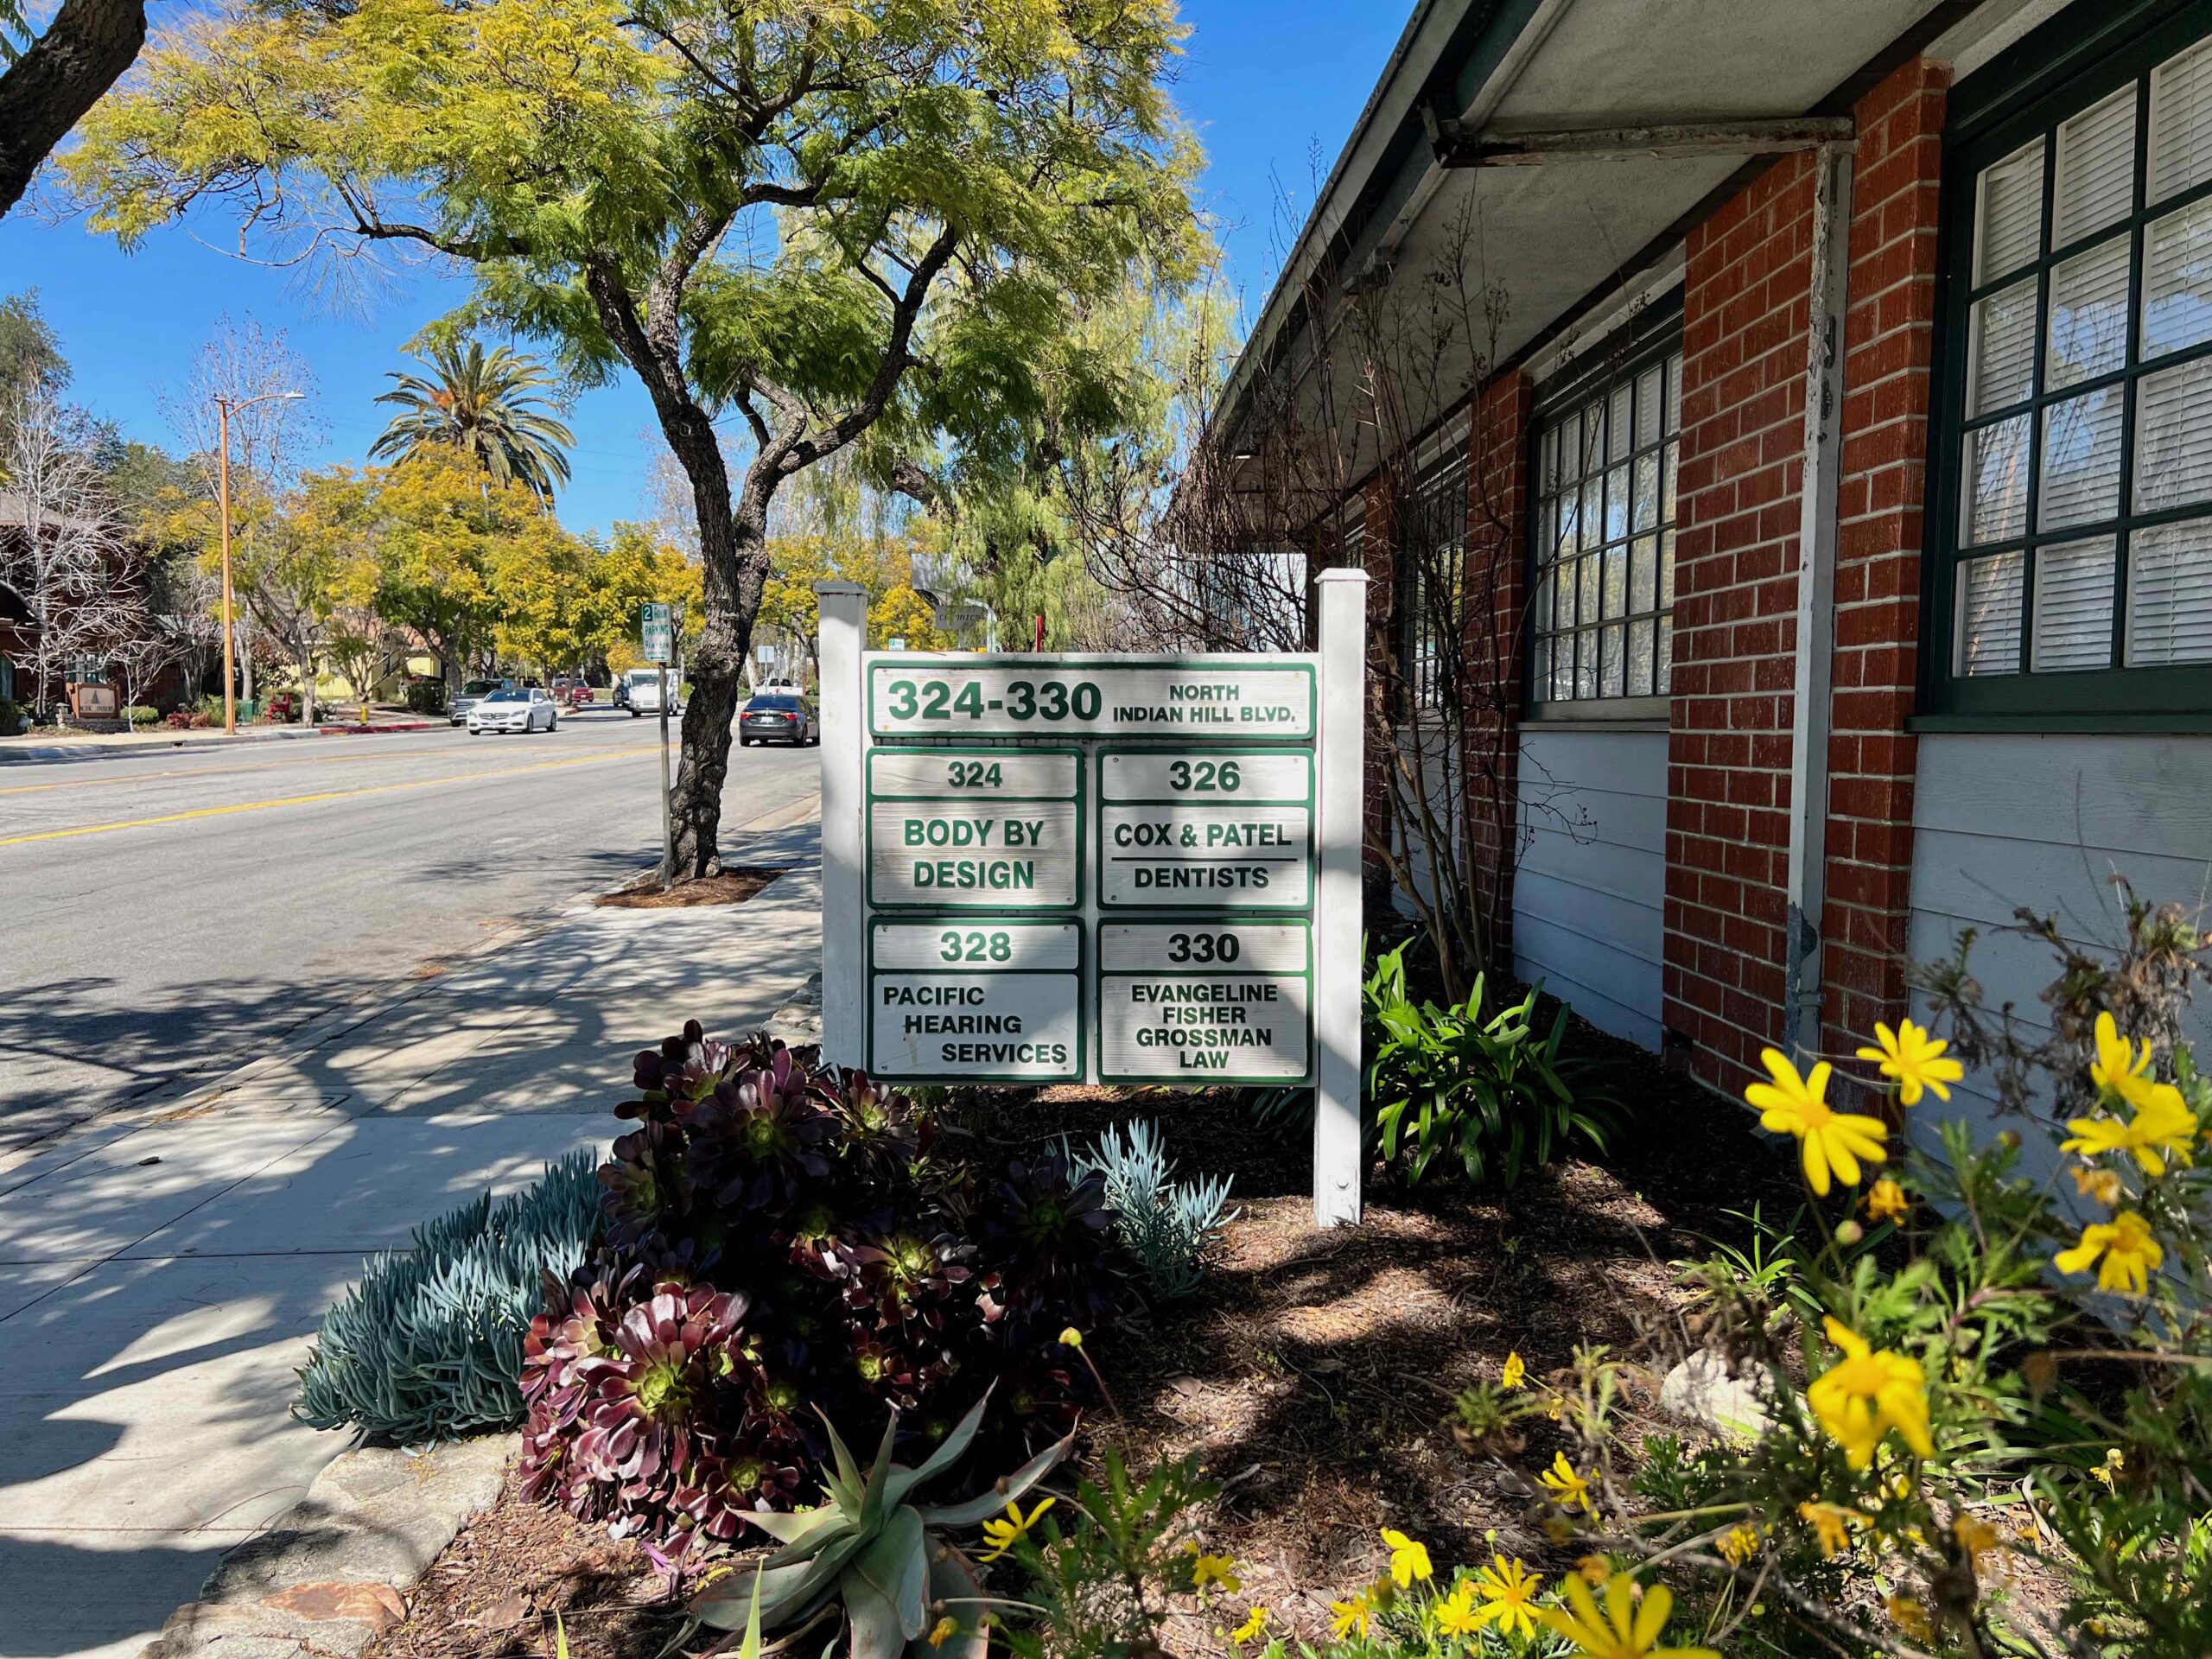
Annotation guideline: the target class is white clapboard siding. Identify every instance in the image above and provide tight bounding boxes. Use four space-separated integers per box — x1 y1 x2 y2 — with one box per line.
1907 733 2212 1135
1514 728 1669 1049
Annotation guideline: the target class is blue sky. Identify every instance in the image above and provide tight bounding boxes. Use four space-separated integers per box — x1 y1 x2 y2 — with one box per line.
0 2 1402 539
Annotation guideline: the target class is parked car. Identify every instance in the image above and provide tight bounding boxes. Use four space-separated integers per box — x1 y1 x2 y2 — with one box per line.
467 687 559 734
448 677 511 727
754 677 808 696
739 692 816 747
550 677 593 709
623 667 682 717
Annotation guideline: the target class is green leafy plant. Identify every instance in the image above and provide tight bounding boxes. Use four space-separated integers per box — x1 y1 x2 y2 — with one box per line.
1365 942 1614 1186
0 695 22 735
1000 1450 1218 1659
685 1390 1071 1659
124 703 159 726
1073 1120 1234 1300
294 1148 599 1442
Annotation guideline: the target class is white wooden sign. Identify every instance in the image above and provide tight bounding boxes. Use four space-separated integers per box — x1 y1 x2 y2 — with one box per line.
819 600 1370 1229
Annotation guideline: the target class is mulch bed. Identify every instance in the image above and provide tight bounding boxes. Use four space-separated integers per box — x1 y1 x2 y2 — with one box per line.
593 868 787 909
365 1008 1803 1659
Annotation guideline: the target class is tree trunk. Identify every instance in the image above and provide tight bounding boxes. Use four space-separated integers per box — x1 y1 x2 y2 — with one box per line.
299 651 317 724
664 463 765 880
0 0 146 219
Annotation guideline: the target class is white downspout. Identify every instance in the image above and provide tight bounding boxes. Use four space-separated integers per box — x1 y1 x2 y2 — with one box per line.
1784 140 1855 1061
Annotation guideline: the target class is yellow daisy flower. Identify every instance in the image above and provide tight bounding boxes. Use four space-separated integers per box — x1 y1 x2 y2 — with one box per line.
2055 1210 2163 1295
2090 1012 2161 1110
1540 1450 1598 1516
1864 1178 1909 1223
1380 1528 1431 1587
1746 1048 1889 1195
1807 1318 1934 1470
926 1618 958 1649
1502 1350 1527 1390
1230 1606 1269 1645
1330 1586 1380 1641
1468 1555 1544 1641
978 1496 1056 1561
2063 1091 2198 1178
1534 1575 1720 1659
1886 1597 1933 1643
1434 1580 1484 1639
1797 1501 1861 1559
1856 1019 1962 1106
1717 1524 1759 1566
1192 1551 1241 1595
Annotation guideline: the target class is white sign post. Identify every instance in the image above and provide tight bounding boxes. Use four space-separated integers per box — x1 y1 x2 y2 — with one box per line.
642 601 677 885
816 569 1369 1227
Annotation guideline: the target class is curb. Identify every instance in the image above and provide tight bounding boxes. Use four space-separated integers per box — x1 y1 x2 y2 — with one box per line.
0 722 439 765
137 1437 516 1659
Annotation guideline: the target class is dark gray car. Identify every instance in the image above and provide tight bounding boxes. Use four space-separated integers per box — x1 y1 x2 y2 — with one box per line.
738 693 815 747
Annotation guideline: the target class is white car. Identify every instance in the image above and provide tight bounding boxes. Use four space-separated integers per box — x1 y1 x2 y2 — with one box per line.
623 667 683 717
467 687 559 734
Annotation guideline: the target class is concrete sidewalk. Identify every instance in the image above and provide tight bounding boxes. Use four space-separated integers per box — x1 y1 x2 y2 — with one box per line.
0 818 823 1659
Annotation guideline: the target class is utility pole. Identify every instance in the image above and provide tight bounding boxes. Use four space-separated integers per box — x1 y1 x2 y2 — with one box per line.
212 389 303 734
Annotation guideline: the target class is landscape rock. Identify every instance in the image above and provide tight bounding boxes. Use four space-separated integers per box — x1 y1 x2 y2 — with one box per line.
1657 1350 1774 1442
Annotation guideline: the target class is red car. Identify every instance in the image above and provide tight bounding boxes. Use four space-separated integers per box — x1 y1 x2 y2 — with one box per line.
553 679 593 709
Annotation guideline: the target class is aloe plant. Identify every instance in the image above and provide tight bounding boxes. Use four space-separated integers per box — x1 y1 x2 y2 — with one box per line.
687 1390 1069 1659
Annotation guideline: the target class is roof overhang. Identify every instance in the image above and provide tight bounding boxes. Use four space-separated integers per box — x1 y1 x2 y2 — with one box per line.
1213 0 2022 499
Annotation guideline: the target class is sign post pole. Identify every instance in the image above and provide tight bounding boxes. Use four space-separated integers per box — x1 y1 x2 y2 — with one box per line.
1313 568 1370 1228
642 602 676 887
817 582 868 1068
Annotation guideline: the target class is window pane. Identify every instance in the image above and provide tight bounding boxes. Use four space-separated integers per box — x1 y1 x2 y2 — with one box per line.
1533 569 1553 638
2150 36 2212 204
1967 276 2039 414
2031 537 2116 671
1531 637 1549 696
1662 440 1679 525
1635 366 1662 450
1598 623 1624 696
1660 528 1676 607
1554 641 1573 701
1656 616 1674 693
1630 534 1658 613
1958 551 2025 675
2046 233 2131 386
2038 386 2124 530
1631 451 1659 532
1583 400 1605 473
1557 490 1580 556
1580 476 1603 550
1964 416 2031 543
1540 428 1560 493
1558 411 1582 483
2143 197 2212 359
1604 463 1630 542
1554 558 1575 629
2128 517 2212 664
1975 138 2045 285
1608 384 1633 462
1628 617 1656 696
1602 543 1628 619
2136 355 2212 511
2055 86 2137 247
1665 353 1683 434
1578 553 1600 624
1575 629 1598 699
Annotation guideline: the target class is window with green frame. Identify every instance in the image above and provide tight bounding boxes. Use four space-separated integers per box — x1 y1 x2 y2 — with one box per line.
1930 0 2212 720
1528 306 1682 714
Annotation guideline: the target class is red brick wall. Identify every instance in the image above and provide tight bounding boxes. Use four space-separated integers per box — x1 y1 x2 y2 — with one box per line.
1664 154 1815 1095
1464 372 1533 958
1662 60 1948 1097
1822 59 1949 1068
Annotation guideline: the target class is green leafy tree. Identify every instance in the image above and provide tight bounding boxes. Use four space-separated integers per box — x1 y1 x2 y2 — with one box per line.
370 340 575 502
63 0 1199 879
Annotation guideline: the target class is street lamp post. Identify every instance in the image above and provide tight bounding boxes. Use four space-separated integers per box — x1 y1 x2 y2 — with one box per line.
213 390 303 734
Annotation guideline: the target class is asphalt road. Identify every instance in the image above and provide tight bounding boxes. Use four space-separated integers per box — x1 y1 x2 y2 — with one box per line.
0 709 820 1141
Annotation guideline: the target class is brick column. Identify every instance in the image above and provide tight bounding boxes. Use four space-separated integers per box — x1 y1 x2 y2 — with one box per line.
1464 372 1533 961
1821 59 1948 1068
1664 156 1815 1097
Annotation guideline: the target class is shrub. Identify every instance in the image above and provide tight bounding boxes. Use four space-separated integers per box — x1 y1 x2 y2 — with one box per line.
196 692 226 723
1364 941 1614 1186
293 1149 601 1443
521 1026 1126 1551
1491 884 2212 1657
0 695 21 735
404 678 447 715
124 704 159 726
1073 1120 1233 1299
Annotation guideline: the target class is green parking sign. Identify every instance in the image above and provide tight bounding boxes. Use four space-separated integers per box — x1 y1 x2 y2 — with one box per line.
640 602 672 664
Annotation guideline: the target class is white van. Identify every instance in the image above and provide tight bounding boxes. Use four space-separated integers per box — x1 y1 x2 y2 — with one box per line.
623 668 683 717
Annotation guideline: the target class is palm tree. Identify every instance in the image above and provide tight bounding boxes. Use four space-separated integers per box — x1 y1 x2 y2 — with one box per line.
370 340 575 499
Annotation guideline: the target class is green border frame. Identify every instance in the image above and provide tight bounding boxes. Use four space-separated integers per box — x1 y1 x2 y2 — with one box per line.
865 749 1087 911
1094 745 1317 913
1923 0 2212 723
1092 917 1315 1086
867 918 1085 1084
866 743 1082 801
864 655 1318 742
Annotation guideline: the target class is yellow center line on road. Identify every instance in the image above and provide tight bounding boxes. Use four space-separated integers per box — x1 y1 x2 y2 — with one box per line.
0 744 665 848
0 728 631 796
